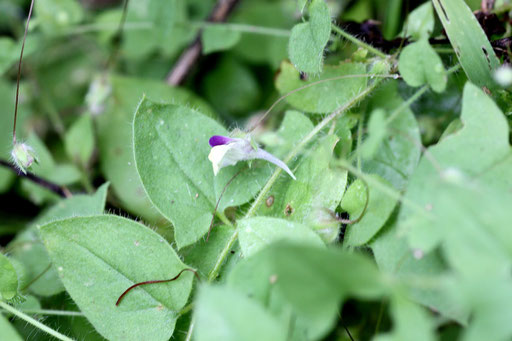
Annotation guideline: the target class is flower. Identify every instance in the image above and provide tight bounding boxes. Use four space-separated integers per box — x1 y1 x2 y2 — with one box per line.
208 135 296 180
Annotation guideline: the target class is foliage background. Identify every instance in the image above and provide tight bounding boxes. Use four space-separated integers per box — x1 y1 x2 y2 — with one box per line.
1 0 512 340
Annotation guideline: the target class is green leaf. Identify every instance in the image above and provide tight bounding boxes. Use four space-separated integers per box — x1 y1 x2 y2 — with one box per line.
9 184 109 297
399 82 509 253
133 98 271 248
363 81 422 190
402 2 434 40
361 109 388 159
194 285 287 341
39 215 194 341
371 219 468 323
375 293 435 341
0 314 23 341
258 135 347 243
398 39 447 93
0 253 18 301
202 25 241 54
35 0 84 34
64 114 94 168
432 0 500 89
289 0 331 73
263 242 388 315
275 60 367 113
263 110 314 159
238 217 324 257
228 248 338 340
97 75 215 223
180 225 235 278
342 174 398 246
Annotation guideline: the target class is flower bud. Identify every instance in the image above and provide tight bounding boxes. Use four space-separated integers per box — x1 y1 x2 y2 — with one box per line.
11 142 38 174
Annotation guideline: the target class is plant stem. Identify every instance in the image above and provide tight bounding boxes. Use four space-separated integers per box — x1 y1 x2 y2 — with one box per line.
0 159 70 198
331 24 388 59
187 21 291 37
184 317 195 341
12 0 35 145
0 308 84 317
385 85 429 125
216 211 233 227
207 229 238 282
0 301 75 341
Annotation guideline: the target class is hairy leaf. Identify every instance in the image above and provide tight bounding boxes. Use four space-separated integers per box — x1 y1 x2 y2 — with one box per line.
39 215 194 341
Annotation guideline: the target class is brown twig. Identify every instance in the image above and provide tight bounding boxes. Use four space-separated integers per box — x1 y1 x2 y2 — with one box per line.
165 0 241 86
0 159 70 198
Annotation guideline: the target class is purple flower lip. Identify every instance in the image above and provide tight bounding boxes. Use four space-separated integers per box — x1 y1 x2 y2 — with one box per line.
209 135 233 147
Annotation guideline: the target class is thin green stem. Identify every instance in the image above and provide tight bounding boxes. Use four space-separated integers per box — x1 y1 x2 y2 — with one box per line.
216 211 233 227
184 317 196 341
385 85 429 125
0 308 84 317
0 301 75 341
356 112 365 171
331 24 388 59
186 21 291 37
208 229 238 282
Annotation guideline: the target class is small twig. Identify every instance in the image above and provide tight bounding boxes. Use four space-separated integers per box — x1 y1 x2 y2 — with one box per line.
115 268 200 306
0 159 70 198
13 0 35 144
166 0 241 85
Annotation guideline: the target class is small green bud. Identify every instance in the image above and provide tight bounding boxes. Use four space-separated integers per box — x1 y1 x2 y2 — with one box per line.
11 142 38 174
369 59 391 75
352 48 368 62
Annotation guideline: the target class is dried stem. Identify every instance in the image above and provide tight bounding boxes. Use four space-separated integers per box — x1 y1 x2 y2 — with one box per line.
13 0 35 145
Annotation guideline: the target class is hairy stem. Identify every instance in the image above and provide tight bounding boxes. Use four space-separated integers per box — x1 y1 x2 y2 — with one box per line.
331 24 388 59
0 308 84 317
0 301 75 341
